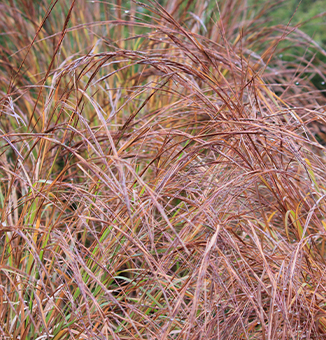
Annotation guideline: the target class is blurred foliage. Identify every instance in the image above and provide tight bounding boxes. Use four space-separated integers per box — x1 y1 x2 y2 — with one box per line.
249 0 326 89
250 0 326 45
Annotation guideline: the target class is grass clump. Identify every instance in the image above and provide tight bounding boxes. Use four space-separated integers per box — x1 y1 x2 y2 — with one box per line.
0 0 326 338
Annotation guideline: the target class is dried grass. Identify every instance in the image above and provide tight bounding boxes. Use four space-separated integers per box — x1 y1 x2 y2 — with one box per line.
0 0 326 339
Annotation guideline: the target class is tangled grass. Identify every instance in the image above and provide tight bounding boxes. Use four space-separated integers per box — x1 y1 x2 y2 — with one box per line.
1 0 326 338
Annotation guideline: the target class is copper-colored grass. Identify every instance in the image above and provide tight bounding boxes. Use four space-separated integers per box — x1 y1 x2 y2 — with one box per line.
0 0 326 339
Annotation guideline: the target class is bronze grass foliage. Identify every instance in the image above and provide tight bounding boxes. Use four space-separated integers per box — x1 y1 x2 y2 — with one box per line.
0 0 326 338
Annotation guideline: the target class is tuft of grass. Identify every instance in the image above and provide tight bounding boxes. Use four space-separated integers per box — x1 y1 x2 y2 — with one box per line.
0 0 326 338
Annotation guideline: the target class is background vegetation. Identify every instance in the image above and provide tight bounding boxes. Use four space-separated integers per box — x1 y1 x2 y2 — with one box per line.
0 0 326 339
